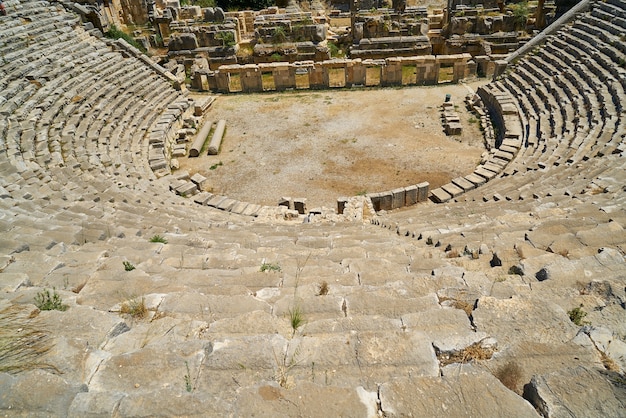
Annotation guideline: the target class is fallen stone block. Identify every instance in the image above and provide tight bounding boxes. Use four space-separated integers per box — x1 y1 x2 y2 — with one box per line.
190 173 207 189
430 187 452 203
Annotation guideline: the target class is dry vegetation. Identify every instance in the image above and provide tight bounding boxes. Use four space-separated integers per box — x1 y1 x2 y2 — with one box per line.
437 342 495 367
495 361 523 392
0 305 56 374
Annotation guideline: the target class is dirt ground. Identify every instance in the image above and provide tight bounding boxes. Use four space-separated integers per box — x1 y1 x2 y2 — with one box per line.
181 80 488 208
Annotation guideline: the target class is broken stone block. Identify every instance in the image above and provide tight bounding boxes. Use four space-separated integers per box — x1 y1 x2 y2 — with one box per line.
278 197 293 210
293 198 307 215
190 173 207 189
523 366 625 418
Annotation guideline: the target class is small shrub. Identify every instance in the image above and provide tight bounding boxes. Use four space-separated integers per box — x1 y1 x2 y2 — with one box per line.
149 234 168 244
215 31 236 47
104 24 147 54
508 265 523 276
288 306 305 335
270 52 283 62
317 281 329 296
120 297 147 319
495 361 523 391
123 261 136 271
260 262 281 273
271 26 287 44
34 288 68 312
568 306 590 326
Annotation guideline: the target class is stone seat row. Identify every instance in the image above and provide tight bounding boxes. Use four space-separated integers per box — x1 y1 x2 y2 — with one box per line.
429 86 523 203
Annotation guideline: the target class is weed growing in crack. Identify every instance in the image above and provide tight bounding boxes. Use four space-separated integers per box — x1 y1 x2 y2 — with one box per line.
149 234 168 244
120 297 147 319
184 361 193 392
260 262 281 273
288 306 305 337
568 306 590 326
34 288 68 312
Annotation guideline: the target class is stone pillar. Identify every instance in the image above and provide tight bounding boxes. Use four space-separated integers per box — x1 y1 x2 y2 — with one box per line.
274 63 295 91
215 70 230 92
493 60 508 79
309 63 326 89
241 65 262 93
351 59 366 85
452 61 466 83
382 58 402 86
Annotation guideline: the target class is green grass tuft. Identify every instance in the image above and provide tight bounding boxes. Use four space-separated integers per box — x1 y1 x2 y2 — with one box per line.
260 262 281 272
149 234 168 244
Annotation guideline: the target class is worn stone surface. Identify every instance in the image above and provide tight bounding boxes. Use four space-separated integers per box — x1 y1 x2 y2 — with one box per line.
523 366 626 418
379 365 540 417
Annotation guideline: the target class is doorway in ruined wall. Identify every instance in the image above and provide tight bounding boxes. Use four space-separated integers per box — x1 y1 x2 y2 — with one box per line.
295 68 310 89
365 66 382 87
402 65 417 85
262 71 276 91
328 68 346 88
438 63 454 84
228 73 243 92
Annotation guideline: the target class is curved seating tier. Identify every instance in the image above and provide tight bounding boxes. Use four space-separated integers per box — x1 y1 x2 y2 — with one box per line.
0 0 625 416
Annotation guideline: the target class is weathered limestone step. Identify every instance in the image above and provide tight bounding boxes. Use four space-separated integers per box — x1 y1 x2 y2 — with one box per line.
379 364 540 416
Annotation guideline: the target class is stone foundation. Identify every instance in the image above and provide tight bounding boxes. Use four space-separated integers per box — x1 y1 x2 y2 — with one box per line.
199 53 473 93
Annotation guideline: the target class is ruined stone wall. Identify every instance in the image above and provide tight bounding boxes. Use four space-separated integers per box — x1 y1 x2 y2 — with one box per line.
198 53 473 93
119 0 150 25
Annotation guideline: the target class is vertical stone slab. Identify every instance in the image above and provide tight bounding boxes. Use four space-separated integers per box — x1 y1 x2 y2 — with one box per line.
293 198 307 214
383 58 402 86
379 192 393 211
337 197 349 214
391 187 406 209
351 59 366 85
241 65 262 93
417 182 430 202
309 63 326 89
274 63 295 91
404 185 418 206
215 71 229 93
